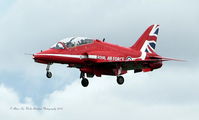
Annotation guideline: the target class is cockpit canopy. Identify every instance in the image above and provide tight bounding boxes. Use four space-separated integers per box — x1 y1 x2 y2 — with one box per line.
51 37 94 49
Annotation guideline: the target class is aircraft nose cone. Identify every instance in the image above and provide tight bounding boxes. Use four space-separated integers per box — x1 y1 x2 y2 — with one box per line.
32 54 36 59
33 53 49 64
32 53 39 61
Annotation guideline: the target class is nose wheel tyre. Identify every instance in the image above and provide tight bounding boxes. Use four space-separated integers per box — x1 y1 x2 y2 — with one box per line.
117 76 124 85
81 78 89 87
46 72 52 78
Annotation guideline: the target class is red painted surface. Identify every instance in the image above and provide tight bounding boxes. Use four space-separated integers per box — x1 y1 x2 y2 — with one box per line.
33 24 180 77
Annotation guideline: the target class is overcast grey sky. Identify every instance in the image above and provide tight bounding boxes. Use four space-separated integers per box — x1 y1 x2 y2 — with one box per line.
0 0 199 120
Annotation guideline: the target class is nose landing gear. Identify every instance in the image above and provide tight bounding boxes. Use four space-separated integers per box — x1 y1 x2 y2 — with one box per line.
46 71 52 78
46 64 52 78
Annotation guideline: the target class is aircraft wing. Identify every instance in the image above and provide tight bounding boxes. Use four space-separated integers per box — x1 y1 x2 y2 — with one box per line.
88 56 185 71
92 56 184 64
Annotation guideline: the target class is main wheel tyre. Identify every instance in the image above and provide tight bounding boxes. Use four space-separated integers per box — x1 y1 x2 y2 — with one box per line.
117 76 124 85
81 78 89 87
46 72 52 78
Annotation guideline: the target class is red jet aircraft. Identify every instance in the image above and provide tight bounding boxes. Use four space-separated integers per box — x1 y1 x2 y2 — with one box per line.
33 24 180 87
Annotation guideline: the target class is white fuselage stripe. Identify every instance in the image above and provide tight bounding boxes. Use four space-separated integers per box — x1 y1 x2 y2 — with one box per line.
35 54 97 59
36 54 83 58
35 53 146 61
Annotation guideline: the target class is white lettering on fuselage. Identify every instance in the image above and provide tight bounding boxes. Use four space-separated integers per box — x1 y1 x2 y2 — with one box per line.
97 56 124 61
97 56 106 60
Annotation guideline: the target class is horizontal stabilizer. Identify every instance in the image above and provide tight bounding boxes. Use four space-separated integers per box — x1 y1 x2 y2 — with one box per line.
151 56 186 62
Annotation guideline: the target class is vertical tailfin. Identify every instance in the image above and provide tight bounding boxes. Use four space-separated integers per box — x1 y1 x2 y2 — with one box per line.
130 24 159 53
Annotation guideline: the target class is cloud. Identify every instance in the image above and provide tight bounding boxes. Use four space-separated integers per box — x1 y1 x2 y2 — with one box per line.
1 65 199 120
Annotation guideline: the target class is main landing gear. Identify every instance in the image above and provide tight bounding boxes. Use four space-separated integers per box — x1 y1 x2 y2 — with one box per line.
116 76 124 85
79 72 125 87
80 72 89 87
46 64 52 78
